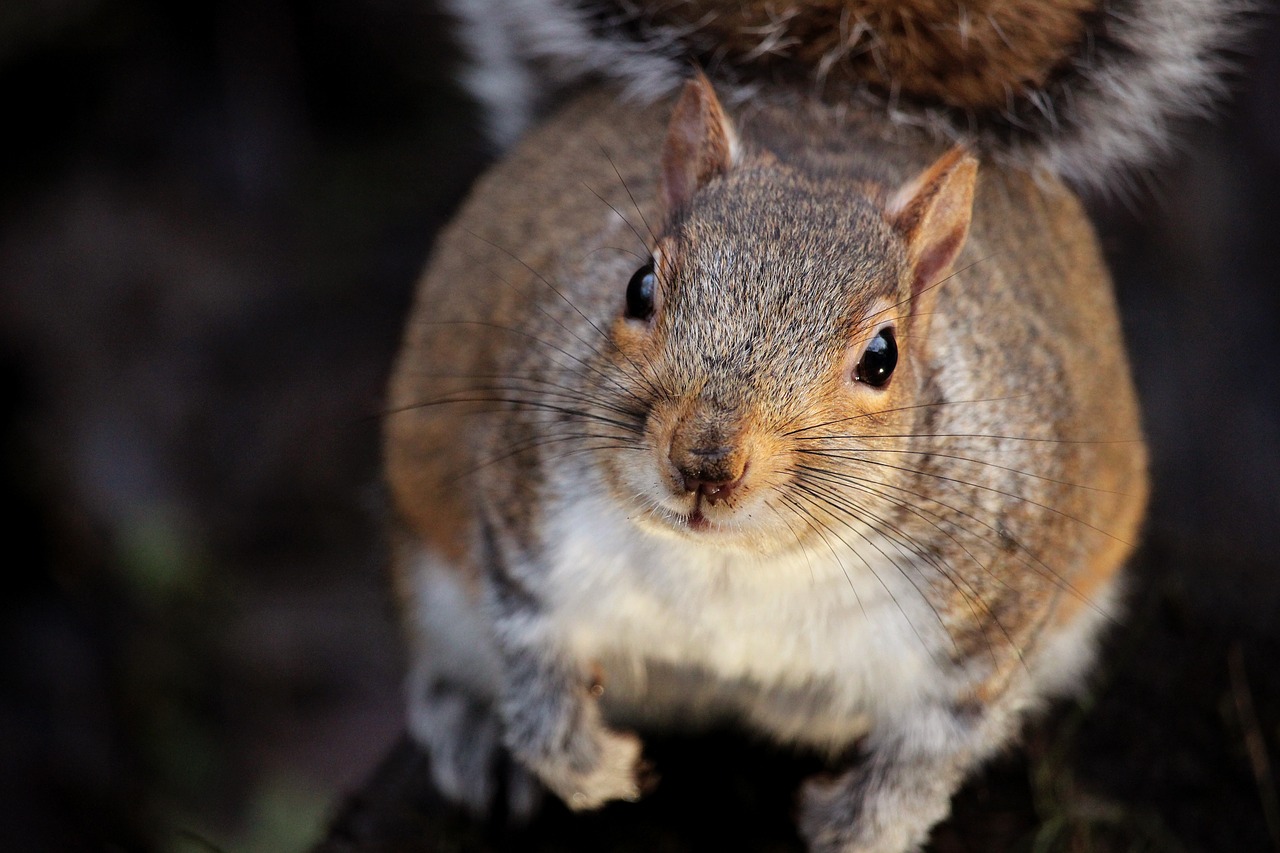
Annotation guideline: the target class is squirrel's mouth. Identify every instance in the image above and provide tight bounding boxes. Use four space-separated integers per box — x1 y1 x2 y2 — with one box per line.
619 458 769 542
684 502 711 532
633 486 793 554
646 500 715 535
667 460 752 534
659 491 737 536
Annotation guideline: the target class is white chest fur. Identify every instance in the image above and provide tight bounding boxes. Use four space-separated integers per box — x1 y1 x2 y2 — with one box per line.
536 495 957 743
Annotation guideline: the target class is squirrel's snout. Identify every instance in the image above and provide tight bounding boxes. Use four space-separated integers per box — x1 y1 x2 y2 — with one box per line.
667 394 753 508
672 445 748 506
680 468 745 505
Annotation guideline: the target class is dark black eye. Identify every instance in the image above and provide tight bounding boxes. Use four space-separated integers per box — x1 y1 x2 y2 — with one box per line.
855 328 897 387
625 262 656 321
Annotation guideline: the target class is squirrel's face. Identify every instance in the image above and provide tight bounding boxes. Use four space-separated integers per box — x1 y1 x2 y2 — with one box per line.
589 75 977 553
599 169 927 551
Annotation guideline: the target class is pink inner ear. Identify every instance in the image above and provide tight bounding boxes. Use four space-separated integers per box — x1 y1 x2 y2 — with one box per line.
912 226 967 300
661 125 700 216
659 73 738 217
885 149 976 316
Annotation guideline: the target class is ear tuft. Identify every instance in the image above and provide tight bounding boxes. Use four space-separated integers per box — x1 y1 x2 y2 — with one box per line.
660 70 739 218
886 147 977 313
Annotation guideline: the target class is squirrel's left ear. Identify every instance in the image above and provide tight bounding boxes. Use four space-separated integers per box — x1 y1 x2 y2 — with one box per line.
886 147 977 326
660 70 740 219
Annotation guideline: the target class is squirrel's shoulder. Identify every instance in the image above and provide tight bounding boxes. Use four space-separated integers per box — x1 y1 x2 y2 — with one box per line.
441 0 1250 194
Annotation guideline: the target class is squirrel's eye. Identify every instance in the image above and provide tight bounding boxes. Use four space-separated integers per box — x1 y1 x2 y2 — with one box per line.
625 262 656 321
855 328 897 387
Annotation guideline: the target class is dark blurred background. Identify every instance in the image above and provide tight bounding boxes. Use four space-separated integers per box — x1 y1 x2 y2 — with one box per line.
1 2 1277 852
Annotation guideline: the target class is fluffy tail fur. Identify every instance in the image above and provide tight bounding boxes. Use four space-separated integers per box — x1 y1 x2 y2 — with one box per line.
441 0 1249 193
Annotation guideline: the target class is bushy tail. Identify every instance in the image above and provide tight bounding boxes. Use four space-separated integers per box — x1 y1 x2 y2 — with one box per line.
442 0 1251 194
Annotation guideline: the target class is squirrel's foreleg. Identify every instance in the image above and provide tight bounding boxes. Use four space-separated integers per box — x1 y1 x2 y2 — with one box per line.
799 691 1025 853
489 570 645 810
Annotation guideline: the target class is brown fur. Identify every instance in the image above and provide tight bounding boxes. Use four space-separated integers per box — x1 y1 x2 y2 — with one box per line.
384 78 1148 851
600 0 1098 108
386 74 1147 657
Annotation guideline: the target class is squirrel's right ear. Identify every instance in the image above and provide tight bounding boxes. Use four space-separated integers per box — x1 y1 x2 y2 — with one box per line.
660 71 739 218
886 148 977 325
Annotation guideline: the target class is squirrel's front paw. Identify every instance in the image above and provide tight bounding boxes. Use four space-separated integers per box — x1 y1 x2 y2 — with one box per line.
407 679 541 820
527 726 647 810
798 768 946 853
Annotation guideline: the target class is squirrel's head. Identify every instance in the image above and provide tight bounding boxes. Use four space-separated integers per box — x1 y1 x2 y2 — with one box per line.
601 74 977 552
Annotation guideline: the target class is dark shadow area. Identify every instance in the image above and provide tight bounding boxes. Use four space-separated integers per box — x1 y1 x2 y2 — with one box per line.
2 2 1277 851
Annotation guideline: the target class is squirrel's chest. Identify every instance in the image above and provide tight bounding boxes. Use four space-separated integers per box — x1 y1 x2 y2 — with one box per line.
537 498 953 721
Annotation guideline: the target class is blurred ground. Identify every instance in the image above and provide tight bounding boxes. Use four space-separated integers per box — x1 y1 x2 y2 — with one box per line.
1 2 1278 852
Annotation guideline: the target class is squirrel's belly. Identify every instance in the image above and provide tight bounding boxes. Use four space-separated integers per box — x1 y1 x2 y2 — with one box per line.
540 495 955 741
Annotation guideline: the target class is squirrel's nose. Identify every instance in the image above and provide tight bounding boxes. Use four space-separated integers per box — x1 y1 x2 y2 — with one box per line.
675 446 747 505
682 472 744 505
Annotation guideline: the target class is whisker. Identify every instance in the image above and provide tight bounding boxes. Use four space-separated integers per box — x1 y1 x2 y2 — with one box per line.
596 142 658 245
847 253 1002 336
788 482 949 656
462 229 616 348
798 446 1130 497
584 244 649 265
806 454 1134 549
581 179 652 254
796 471 1026 668
452 430 644 485
391 371 648 422
796 430 1142 447
399 317 650 408
793 462 1118 625
783 394 1036 437
760 494 821 585
774 491 870 623
391 391 644 434
459 231 665 400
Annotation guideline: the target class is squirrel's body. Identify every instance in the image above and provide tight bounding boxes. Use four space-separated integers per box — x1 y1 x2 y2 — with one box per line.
385 78 1148 850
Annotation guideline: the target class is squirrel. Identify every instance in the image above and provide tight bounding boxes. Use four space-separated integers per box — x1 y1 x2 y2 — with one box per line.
382 1 1237 850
